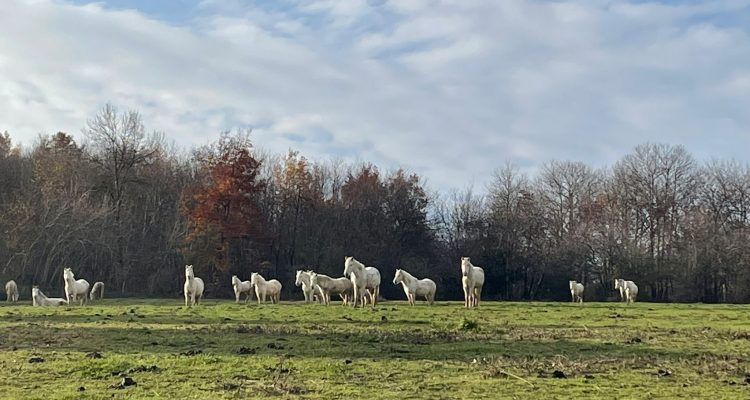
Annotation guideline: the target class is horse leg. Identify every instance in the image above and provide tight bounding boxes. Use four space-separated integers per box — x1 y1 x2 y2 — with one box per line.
475 286 482 307
463 285 470 308
185 291 190 307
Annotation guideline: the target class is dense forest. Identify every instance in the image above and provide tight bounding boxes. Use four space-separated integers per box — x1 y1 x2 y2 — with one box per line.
1 105 748 302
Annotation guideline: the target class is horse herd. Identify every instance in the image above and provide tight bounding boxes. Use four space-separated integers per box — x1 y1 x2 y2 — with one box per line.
3 267 105 307
2 257 640 307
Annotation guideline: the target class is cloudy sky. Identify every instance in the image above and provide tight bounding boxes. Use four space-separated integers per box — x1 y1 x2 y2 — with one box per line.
2 0 750 191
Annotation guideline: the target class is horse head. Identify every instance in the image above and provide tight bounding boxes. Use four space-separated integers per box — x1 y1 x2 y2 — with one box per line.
461 257 471 277
569 280 577 290
309 272 318 287
295 270 303 287
250 272 259 286
232 275 240 286
344 256 356 278
393 269 402 285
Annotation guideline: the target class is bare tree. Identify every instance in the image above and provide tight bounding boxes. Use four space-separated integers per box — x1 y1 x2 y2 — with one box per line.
84 104 157 293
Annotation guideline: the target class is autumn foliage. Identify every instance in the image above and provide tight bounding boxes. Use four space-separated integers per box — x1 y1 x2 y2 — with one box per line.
182 132 266 268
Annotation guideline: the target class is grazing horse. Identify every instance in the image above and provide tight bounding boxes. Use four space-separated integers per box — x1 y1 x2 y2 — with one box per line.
461 257 485 308
89 281 105 300
343 257 381 308
63 268 90 306
295 270 319 304
232 275 252 303
393 269 436 306
250 272 282 304
31 286 67 306
5 280 19 302
569 280 584 303
183 265 204 307
310 272 353 305
614 278 638 304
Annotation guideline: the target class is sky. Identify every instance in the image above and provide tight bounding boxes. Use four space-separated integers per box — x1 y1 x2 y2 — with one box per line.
2 0 750 192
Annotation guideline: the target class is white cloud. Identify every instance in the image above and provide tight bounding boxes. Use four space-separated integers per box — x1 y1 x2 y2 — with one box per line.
1 0 750 193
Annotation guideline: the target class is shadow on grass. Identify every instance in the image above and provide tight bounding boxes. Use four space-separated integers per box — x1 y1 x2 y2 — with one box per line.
0 322 687 364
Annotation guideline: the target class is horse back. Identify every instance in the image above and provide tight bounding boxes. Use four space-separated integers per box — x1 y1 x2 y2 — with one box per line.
193 277 205 293
419 278 436 290
364 267 381 286
473 267 485 286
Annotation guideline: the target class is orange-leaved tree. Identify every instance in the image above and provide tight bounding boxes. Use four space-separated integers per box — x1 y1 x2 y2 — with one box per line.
182 131 266 272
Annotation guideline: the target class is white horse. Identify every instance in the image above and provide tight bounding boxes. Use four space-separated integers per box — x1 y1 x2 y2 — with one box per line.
310 272 353 305
569 280 584 303
63 267 90 306
31 286 67 306
232 275 253 303
250 272 282 304
89 281 104 300
295 270 321 304
615 278 638 304
393 269 436 306
5 280 19 302
461 257 485 308
344 257 381 308
184 265 204 307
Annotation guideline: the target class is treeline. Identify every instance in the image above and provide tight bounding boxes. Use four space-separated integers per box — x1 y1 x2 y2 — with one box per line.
1 105 749 302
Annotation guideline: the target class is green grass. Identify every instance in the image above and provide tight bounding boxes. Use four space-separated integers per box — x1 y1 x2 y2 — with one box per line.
0 299 748 399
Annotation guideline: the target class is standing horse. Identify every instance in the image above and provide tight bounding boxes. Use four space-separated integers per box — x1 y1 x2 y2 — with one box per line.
232 275 253 303
461 257 485 308
310 272 353 305
250 272 282 304
31 286 67 306
295 270 319 304
89 282 105 300
63 268 90 306
393 269 436 306
184 265 205 307
5 280 19 302
614 279 638 303
343 257 381 308
569 280 584 303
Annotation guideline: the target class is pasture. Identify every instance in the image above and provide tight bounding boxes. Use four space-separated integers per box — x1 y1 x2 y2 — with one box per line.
0 300 748 399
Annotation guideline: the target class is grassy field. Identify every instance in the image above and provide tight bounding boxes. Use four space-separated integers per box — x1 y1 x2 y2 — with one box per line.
0 299 748 399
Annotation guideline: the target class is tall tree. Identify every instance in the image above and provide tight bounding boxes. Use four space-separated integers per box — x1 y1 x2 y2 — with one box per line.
182 131 265 280
84 104 157 292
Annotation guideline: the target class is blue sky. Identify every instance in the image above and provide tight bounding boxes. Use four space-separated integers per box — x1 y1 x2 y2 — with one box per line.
2 0 750 191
